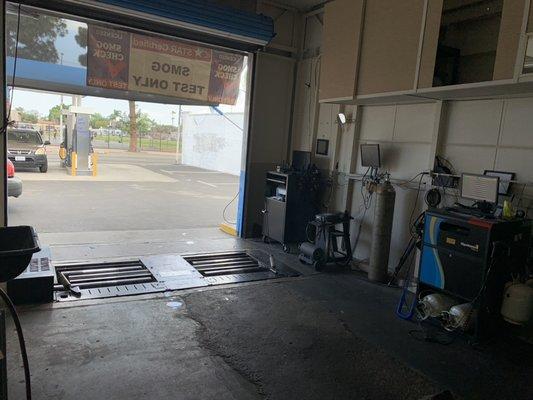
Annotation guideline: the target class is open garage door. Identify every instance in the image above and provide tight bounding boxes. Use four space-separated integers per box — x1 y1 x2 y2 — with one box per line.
17 0 274 51
4 1 269 262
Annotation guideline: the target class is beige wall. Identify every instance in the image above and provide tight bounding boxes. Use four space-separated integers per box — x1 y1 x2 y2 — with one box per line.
441 98 533 200
289 1 533 272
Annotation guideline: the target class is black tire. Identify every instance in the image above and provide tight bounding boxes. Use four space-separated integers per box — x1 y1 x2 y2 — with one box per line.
314 261 323 271
39 164 48 173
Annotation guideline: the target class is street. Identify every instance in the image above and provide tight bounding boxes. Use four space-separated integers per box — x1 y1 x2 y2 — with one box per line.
8 148 240 259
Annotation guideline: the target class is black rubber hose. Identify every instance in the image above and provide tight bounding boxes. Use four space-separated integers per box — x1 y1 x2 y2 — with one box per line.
0 288 31 400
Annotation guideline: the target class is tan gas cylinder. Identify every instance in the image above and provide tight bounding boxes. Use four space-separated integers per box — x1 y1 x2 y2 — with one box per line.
501 282 533 325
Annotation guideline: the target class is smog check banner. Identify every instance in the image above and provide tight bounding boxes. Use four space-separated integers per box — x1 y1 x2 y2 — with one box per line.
86 26 244 105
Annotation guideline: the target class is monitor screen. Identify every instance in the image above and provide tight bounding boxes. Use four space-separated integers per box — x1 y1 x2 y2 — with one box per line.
483 170 514 196
360 144 381 168
292 150 311 171
316 139 329 156
461 173 499 204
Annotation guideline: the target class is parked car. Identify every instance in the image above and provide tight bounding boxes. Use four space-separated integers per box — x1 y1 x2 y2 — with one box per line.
7 159 22 198
7 128 50 173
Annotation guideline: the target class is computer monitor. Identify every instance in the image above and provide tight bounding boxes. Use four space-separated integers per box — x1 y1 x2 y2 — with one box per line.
483 170 514 196
460 173 499 204
360 144 381 168
292 150 311 171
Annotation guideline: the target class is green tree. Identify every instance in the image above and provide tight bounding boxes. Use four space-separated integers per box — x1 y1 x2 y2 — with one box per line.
47 104 68 122
90 113 109 129
136 111 155 134
16 107 39 123
128 101 138 152
6 11 67 63
106 109 127 132
75 26 88 67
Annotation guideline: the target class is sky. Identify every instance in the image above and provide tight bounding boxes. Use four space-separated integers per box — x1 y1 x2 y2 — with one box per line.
9 9 248 125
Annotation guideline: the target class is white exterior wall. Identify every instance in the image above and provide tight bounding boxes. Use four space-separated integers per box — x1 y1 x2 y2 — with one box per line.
181 113 244 176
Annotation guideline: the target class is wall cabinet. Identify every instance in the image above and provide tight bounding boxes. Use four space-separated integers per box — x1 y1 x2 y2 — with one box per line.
319 0 425 102
421 0 527 87
318 0 364 102
319 0 533 104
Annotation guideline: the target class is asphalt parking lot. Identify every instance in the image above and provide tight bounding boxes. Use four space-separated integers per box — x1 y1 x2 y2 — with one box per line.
8 148 240 260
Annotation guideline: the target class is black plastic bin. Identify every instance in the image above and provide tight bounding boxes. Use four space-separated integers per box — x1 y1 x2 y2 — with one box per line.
0 226 40 282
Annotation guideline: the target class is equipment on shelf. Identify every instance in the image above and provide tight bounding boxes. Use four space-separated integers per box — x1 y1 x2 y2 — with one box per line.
432 156 459 188
299 211 353 270
360 143 381 168
415 208 531 339
262 167 323 251
445 173 502 218
7 247 55 305
483 170 515 196
425 188 442 208
291 150 311 172
360 143 381 178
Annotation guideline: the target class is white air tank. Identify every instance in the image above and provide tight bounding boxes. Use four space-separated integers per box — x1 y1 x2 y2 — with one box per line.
501 282 533 325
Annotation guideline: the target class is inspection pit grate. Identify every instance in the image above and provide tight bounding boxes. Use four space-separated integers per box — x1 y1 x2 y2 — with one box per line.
183 251 265 277
54 251 298 302
55 260 165 301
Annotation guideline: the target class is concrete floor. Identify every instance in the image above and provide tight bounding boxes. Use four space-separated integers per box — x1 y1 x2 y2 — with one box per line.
5 240 533 400
6 149 531 400
8 149 239 235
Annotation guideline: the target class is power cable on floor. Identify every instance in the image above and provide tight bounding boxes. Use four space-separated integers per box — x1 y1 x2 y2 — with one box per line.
0 287 31 400
222 191 240 225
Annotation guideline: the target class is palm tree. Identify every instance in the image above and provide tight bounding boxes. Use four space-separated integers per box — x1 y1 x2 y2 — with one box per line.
128 100 138 152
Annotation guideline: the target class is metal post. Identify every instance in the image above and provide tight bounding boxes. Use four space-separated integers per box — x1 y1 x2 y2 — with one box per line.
175 105 182 164
0 311 7 399
1 0 8 227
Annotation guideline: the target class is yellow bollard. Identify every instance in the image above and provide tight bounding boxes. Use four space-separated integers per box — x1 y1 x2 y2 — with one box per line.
71 152 77 176
92 153 98 177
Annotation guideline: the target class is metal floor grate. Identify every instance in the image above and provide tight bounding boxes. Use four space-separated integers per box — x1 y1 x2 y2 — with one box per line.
56 260 157 289
54 251 298 302
183 251 266 277
55 260 165 301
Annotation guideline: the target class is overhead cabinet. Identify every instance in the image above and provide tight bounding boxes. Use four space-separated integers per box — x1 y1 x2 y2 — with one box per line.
318 0 365 102
319 0 426 103
320 0 533 103
420 0 527 87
